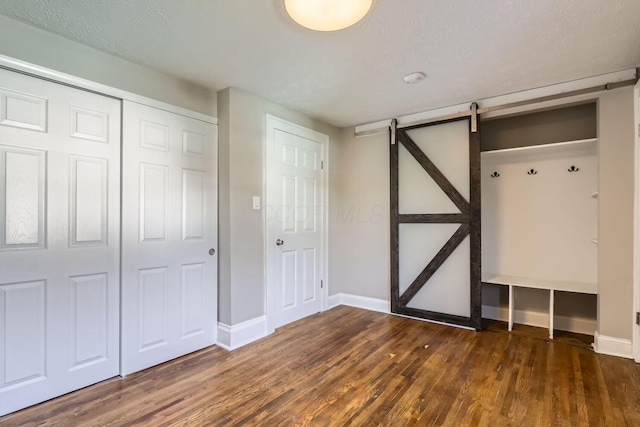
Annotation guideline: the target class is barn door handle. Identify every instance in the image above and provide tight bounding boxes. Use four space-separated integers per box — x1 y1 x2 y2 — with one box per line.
276 239 285 246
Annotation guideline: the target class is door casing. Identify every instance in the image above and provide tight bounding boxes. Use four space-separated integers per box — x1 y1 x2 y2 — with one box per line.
633 77 640 363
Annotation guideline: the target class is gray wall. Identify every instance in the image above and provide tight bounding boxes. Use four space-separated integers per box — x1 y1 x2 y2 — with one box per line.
331 128 389 299
0 14 216 116
598 87 635 340
217 87 341 325
333 87 636 340
482 103 597 151
217 89 232 325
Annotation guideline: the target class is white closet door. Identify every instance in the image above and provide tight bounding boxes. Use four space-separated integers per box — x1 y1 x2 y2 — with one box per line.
121 101 217 376
0 69 121 416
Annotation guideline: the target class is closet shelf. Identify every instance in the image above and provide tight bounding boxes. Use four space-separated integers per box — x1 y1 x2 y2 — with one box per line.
482 138 597 156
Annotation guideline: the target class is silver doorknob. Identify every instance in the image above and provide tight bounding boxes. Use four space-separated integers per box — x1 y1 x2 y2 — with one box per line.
209 248 216 256
276 239 285 246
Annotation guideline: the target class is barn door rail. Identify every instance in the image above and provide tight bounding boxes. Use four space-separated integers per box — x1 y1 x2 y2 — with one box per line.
361 69 639 138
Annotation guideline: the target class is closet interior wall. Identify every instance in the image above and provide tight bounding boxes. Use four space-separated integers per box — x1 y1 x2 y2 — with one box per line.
481 103 598 333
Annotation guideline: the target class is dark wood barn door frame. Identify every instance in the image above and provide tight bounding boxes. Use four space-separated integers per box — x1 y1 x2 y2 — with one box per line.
390 110 482 330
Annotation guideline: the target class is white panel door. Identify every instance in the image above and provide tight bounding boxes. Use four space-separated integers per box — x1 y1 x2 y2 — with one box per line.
0 68 120 416
266 116 326 330
121 101 217 376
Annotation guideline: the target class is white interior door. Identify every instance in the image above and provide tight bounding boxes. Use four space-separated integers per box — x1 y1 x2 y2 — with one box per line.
266 116 327 331
0 69 121 416
121 101 217 376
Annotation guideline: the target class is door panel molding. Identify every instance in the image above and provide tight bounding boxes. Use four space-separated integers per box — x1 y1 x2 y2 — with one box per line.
633 76 640 363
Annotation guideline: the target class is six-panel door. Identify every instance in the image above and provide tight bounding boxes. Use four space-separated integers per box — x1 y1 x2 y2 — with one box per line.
268 118 324 330
0 68 121 416
121 101 218 376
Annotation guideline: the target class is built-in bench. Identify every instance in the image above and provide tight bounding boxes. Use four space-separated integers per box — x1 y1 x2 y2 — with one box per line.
482 274 597 339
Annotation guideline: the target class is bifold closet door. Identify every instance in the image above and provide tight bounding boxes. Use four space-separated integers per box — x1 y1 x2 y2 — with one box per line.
121 101 218 376
390 117 481 329
0 69 121 415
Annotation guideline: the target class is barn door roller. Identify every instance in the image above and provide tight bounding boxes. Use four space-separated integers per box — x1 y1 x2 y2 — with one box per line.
470 102 478 133
390 118 397 145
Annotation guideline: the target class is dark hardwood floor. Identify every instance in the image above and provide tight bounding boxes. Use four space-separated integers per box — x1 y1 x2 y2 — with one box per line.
2 306 640 426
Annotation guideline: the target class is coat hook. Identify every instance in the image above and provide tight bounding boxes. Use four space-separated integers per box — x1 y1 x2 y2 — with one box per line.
527 168 537 175
490 171 500 178
568 165 580 172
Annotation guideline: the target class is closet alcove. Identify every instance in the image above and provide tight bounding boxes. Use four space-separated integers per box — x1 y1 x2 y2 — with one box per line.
481 103 598 338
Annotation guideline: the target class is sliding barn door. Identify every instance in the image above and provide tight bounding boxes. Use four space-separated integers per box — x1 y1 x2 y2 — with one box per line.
390 115 481 329
0 68 121 415
121 101 218 376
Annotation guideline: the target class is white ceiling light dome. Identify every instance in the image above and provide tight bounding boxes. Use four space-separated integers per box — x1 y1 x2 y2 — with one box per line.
285 0 373 31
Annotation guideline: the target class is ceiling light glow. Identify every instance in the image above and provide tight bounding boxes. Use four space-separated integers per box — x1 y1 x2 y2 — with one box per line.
285 0 373 31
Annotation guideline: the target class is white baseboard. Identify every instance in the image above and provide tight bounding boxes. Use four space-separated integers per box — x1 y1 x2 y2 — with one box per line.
328 294 596 336
216 315 269 351
594 332 633 359
327 293 342 310
328 293 390 313
481 305 597 336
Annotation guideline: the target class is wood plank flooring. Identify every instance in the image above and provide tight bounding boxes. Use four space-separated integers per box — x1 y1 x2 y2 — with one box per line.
2 306 640 426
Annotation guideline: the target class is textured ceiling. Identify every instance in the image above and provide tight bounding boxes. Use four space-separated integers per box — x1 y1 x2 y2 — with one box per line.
0 0 638 127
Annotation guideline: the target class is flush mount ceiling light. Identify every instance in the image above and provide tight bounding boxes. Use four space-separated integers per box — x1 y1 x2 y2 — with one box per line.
285 0 373 31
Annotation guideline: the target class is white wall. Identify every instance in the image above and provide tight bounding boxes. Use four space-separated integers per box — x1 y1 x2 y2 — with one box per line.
0 14 216 116
217 87 341 325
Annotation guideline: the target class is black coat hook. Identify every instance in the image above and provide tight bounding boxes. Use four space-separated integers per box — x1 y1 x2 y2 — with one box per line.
568 166 580 172
527 168 537 175
490 171 500 178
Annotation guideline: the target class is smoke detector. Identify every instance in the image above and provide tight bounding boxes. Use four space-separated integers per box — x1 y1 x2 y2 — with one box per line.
403 72 426 84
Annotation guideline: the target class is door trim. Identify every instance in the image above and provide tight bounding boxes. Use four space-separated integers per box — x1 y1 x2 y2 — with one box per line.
0 53 216 124
264 115 329 334
633 76 640 363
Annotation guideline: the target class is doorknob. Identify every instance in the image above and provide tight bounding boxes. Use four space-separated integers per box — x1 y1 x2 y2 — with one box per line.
209 248 216 256
276 239 285 246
